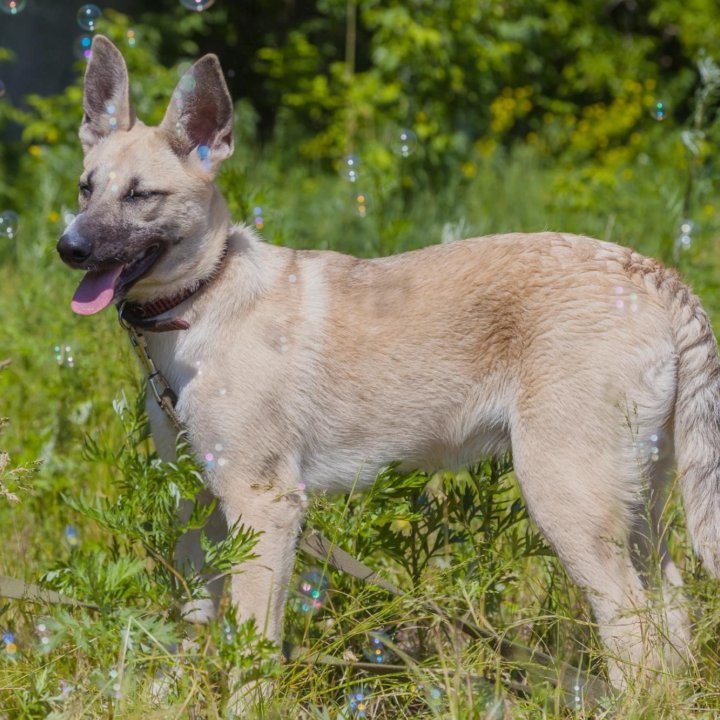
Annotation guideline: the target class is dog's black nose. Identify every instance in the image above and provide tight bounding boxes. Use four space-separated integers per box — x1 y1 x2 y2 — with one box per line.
57 231 93 264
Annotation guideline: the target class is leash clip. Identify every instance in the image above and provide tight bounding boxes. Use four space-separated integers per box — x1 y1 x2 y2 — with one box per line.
118 302 185 434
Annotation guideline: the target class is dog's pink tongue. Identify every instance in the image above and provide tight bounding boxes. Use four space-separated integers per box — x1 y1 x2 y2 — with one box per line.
71 266 124 315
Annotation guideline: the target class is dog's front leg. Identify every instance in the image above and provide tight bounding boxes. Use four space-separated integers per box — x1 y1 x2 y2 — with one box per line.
220 485 306 645
149 395 303 638
175 489 228 623
219 482 305 713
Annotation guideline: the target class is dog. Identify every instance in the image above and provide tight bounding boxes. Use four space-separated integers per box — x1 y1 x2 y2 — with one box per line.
58 35 720 690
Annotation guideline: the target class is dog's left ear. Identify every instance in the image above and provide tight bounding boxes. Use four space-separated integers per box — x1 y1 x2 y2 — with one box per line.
80 35 136 151
160 54 234 174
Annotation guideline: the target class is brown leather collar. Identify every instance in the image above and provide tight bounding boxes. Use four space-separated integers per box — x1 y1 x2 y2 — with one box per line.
117 244 228 333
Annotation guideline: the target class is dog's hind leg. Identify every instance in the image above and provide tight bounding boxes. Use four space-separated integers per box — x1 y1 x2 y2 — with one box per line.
510 419 660 689
628 431 692 669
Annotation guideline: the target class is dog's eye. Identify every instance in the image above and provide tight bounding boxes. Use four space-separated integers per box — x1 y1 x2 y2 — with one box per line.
126 188 162 201
79 182 92 198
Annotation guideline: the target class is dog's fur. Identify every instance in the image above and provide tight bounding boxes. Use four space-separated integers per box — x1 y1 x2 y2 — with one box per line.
59 37 720 688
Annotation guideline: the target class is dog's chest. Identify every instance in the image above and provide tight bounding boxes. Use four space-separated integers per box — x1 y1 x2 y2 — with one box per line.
143 320 298 458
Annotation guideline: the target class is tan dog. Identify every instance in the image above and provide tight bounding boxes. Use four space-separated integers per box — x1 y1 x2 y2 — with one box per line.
58 36 720 689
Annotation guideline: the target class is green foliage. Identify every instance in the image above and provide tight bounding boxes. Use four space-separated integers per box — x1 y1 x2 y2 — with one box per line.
0 359 36 504
253 0 720 168
1 396 271 717
43 396 261 611
290 459 565 672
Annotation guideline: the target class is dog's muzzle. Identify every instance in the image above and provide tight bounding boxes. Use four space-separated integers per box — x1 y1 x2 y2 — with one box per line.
57 229 93 266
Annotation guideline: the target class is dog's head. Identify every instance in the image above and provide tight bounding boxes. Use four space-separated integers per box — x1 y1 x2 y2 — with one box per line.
57 35 234 314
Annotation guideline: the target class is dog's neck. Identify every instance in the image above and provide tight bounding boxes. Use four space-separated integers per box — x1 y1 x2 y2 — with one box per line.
119 237 229 333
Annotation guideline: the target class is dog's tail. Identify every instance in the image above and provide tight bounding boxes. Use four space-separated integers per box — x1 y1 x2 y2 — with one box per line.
668 273 720 577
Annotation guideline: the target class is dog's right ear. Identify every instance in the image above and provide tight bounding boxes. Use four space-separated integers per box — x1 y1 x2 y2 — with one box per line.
79 35 136 152
159 54 234 175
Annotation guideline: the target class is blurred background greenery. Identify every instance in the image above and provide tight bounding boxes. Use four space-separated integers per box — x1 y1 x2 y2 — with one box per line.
2 1 720 716
2 1 720 287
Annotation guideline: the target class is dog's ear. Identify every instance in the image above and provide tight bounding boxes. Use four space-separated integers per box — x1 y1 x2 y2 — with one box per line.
79 36 136 151
159 54 234 174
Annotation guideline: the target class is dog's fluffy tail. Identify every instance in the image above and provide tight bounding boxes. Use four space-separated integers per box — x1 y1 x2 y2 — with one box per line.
668 274 720 576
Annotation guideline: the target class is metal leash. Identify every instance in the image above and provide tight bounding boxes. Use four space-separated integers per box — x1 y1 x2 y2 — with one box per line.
118 305 185 435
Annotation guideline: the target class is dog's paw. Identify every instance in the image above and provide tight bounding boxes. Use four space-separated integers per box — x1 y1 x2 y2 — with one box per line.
225 675 276 719
181 597 218 624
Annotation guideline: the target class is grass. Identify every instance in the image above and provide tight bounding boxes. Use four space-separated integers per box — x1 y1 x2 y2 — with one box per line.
1 140 720 718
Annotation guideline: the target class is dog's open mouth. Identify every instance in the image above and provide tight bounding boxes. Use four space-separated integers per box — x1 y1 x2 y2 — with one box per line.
71 243 163 315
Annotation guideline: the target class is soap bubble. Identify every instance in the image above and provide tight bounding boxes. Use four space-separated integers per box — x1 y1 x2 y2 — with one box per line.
74 34 93 61
35 620 52 650
340 154 361 182
253 206 265 231
77 4 102 32
197 144 212 171
652 100 666 122
297 568 329 613
364 631 394 664
2 631 17 658
353 191 370 218
179 0 215 11
177 73 197 95
677 218 694 249
126 29 137 47
347 688 369 718
0 210 18 238
392 128 418 157
54 344 74 368
64 524 80 547
1 0 26 15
